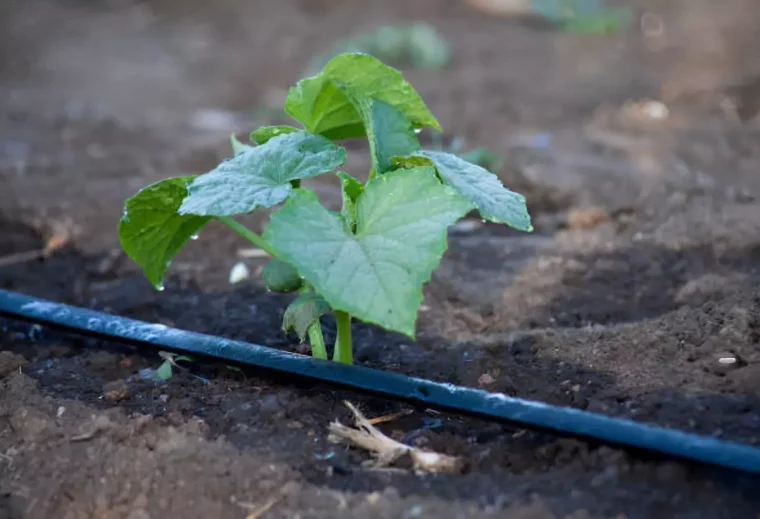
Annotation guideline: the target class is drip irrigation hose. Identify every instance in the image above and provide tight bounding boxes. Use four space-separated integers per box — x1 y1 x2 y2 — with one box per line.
1 288 760 476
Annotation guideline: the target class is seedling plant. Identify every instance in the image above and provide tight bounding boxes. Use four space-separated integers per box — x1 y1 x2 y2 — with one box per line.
118 53 532 365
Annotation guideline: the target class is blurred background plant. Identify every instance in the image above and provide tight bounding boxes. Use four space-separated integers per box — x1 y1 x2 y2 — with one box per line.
305 23 451 76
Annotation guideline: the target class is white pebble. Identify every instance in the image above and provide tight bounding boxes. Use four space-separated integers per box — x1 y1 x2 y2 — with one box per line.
228 262 250 284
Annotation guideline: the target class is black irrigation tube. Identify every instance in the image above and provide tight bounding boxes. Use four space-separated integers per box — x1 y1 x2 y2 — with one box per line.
2 288 760 476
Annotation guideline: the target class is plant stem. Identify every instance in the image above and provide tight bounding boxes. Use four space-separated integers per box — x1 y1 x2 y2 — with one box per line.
217 216 276 256
307 320 328 360
333 311 353 364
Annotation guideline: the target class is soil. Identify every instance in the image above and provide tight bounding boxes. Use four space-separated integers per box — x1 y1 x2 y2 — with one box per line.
3 0 760 517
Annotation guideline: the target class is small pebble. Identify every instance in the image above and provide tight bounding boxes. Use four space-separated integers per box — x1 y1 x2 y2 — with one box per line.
228 262 250 284
566 207 610 229
477 373 495 386
103 380 130 402
708 351 743 375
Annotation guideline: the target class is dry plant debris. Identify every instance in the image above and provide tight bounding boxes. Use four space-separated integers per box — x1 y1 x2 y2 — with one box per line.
328 401 464 474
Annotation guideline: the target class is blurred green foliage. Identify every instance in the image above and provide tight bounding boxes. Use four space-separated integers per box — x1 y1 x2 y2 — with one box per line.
305 23 451 76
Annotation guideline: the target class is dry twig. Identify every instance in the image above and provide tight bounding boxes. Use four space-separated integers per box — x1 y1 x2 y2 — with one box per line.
328 401 463 474
0 217 76 268
366 408 413 426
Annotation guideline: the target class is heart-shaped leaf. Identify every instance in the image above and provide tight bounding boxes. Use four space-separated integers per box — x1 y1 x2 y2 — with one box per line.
285 52 440 141
264 166 472 337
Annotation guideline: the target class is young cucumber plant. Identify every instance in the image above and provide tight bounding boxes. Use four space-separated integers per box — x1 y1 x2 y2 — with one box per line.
118 52 532 365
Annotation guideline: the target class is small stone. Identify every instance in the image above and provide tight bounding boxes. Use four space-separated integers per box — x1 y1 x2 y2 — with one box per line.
103 380 130 402
708 351 744 375
566 207 610 229
228 262 250 284
478 373 495 386
287 420 304 429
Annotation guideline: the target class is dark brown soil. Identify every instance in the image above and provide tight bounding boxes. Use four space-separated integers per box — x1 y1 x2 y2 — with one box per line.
3 0 760 517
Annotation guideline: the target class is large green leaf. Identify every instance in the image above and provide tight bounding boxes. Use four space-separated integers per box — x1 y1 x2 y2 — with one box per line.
118 177 211 289
178 131 345 217
407 151 533 232
264 167 472 337
284 52 441 141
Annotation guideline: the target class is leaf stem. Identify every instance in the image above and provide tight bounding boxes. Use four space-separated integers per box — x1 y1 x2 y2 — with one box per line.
307 320 328 360
333 311 353 364
217 216 276 256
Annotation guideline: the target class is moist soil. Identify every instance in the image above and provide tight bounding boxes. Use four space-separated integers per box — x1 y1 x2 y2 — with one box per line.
2 0 760 517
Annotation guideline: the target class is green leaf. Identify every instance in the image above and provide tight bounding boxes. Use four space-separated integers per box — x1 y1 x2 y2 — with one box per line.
156 361 173 380
416 150 532 232
284 52 441 141
230 133 253 155
348 94 421 175
391 155 431 169
337 171 363 231
264 167 472 337
282 292 331 341
118 177 211 289
262 258 303 293
178 131 346 217
251 125 300 145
